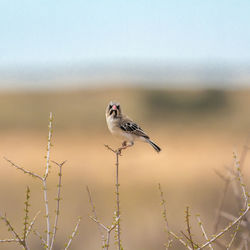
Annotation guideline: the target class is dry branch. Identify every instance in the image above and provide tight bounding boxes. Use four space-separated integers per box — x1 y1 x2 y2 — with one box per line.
1 113 80 249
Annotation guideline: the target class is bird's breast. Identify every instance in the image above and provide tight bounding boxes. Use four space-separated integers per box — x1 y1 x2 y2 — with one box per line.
106 116 134 141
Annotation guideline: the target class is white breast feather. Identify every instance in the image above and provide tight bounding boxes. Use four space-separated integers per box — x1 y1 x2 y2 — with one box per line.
106 115 147 142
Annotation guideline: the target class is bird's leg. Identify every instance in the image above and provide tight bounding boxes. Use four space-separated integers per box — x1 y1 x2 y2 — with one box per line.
118 141 134 154
122 141 134 149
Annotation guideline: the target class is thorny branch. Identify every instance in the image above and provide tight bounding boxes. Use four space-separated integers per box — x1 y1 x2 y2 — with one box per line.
88 143 129 250
159 144 250 250
1 113 80 249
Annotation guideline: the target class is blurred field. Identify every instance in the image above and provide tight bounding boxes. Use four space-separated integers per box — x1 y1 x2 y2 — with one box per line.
0 88 250 249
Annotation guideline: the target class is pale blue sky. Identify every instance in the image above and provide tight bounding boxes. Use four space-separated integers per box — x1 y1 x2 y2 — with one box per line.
0 0 250 68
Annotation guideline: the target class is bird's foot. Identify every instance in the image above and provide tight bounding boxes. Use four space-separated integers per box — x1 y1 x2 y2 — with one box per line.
117 141 134 155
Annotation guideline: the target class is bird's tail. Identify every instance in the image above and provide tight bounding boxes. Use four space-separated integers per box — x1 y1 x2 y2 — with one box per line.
147 139 161 153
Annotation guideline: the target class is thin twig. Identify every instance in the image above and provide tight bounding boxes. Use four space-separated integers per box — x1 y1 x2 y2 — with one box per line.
115 150 121 250
199 150 250 250
89 215 118 250
225 152 249 249
89 216 109 231
104 144 124 250
64 217 81 250
50 160 66 250
185 207 195 250
233 152 248 209
42 179 50 249
43 112 53 248
25 211 41 238
180 231 199 249
23 186 31 241
227 221 241 249
213 170 231 233
3 157 43 180
169 231 193 250
104 144 117 154
33 229 48 248
0 213 26 249
44 112 53 180
86 186 106 246
158 183 172 249
196 215 213 250
220 211 249 228
0 239 19 243
199 204 249 249
106 222 118 249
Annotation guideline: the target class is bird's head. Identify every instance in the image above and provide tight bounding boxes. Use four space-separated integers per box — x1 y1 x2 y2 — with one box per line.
106 101 121 118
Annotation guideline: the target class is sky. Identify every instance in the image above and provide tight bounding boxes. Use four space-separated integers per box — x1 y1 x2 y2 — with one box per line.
1 0 250 68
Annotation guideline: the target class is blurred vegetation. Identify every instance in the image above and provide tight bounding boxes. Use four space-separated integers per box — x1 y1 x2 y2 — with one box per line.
146 89 228 116
0 87 249 132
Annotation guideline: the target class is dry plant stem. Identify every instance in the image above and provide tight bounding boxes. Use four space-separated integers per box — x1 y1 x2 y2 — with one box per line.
2 113 79 249
169 231 192 250
226 221 241 250
199 206 249 249
87 184 119 250
89 216 117 250
213 171 231 233
3 157 50 249
0 239 19 243
45 112 53 179
233 152 248 209
181 231 199 249
86 186 106 247
23 186 31 242
0 195 40 249
199 152 250 250
158 184 192 250
225 152 250 249
50 161 66 250
196 215 213 250
158 183 172 249
33 229 48 248
105 144 124 250
25 211 41 238
89 216 109 231
115 151 121 250
43 112 53 248
106 223 117 249
64 217 81 250
214 141 249 234
0 214 22 241
0 213 29 250
3 157 43 180
3 113 53 249
185 207 195 250
43 168 50 247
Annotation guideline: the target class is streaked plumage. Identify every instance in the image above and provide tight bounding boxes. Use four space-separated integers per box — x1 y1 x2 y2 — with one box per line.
105 101 161 152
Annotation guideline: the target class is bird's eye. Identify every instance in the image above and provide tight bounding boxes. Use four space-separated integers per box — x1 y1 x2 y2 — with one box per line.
109 104 112 110
117 105 120 109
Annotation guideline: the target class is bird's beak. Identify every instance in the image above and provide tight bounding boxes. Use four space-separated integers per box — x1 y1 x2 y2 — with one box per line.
109 105 118 116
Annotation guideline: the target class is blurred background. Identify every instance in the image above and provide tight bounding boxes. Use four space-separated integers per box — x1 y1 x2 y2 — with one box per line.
0 0 250 249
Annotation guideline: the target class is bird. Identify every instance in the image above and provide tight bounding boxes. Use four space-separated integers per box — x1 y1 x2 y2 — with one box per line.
105 101 161 152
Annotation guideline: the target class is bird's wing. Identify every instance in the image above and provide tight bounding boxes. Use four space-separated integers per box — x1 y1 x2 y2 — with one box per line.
119 117 149 139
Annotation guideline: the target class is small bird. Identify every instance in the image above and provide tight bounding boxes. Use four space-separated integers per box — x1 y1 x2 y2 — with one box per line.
105 101 161 152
